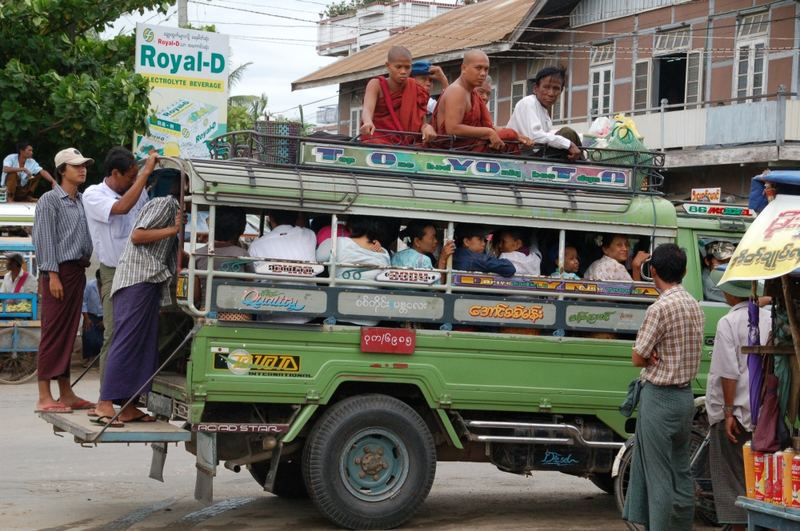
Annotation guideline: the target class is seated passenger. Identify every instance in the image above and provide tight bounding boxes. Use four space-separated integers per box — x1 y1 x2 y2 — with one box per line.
313 215 350 263
336 217 391 281
476 75 493 106
584 233 649 282
493 228 541 276
453 225 515 277
360 46 436 145
506 66 582 161
411 60 449 116
393 220 455 274
1 253 37 294
432 50 531 153
249 210 316 272
195 207 254 305
701 241 734 302
549 245 581 280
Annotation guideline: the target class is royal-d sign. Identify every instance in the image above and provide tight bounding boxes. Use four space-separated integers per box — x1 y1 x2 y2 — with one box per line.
360 327 416 355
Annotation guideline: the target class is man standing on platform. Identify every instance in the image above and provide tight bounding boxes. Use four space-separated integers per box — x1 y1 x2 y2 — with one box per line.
32 148 95 413
83 148 157 379
623 243 705 531
359 46 435 145
705 270 770 530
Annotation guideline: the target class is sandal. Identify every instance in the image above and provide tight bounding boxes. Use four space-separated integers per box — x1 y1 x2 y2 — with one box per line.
90 415 124 428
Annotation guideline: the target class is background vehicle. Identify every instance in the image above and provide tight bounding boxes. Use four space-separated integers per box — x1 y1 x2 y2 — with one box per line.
0 204 39 384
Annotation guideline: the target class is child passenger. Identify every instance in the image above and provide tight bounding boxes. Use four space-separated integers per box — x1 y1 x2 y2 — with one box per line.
493 228 541 276
453 225 515 277
550 245 581 280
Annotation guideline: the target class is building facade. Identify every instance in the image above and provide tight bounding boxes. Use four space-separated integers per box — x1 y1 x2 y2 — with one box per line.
298 0 800 198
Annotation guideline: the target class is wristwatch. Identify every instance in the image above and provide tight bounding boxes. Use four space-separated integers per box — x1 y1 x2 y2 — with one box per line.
723 405 735 415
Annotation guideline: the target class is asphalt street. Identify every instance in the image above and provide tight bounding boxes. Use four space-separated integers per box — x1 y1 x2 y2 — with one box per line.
0 370 687 530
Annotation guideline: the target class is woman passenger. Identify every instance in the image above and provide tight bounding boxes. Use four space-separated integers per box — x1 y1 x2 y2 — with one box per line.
336 217 391 282
392 220 455 273
583 233 649 282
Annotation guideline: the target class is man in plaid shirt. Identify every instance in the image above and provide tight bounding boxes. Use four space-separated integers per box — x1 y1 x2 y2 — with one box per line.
622 243 705 531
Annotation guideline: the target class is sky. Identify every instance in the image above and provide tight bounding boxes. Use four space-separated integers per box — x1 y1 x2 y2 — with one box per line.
105 0 340 123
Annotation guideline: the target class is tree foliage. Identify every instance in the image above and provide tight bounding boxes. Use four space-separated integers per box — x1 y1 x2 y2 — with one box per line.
0 0 170 182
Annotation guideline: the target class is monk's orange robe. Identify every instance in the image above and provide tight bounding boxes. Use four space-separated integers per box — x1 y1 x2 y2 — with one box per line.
361 76 428 145
433 88 519 153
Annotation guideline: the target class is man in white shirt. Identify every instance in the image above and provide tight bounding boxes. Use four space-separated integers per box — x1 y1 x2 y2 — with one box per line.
82 147 158 377
1 140 55 202
705 269 770 529
506 66 582 161
249 210 316 324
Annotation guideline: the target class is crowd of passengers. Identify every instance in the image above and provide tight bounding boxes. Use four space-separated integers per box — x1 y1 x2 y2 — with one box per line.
195 207 652 286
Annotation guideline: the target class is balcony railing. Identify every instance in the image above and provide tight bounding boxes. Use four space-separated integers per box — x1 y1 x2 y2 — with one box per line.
556 87 799 158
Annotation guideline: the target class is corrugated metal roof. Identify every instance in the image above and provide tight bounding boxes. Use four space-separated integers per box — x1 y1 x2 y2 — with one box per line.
293 0 542 90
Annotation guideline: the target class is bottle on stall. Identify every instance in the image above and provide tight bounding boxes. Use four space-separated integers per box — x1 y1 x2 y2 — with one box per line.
783 448 795 506
792 452 800 508
754 451 766 501
772 451 783 504
743 441 756 498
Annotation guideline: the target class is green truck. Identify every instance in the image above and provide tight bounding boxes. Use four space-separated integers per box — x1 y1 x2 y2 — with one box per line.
41 136 752 529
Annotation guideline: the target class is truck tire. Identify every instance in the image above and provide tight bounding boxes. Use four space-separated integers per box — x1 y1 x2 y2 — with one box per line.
303 394 436 530
248 456 308 499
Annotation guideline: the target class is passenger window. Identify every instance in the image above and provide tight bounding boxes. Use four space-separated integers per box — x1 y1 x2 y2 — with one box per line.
697 236 739 302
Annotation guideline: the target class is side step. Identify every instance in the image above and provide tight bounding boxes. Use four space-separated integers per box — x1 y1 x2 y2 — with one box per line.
39 412 191 444
464 420 623 449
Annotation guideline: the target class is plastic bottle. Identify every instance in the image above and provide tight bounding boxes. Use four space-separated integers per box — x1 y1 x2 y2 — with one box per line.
783 448 795 505
743 442 756 498
754 451 766 500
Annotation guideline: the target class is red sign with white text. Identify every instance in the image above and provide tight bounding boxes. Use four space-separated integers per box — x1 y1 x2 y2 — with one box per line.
360 327 416 354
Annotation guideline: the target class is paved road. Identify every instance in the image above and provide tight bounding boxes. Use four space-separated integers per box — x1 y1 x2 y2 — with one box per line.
0 370 686 530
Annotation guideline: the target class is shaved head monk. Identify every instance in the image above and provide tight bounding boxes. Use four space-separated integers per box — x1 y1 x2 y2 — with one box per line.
433 50 531 152
360 46 436 145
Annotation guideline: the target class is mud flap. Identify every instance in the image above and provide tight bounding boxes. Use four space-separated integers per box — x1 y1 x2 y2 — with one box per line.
195 431 217 505
149 442 168 482
263 442 283 493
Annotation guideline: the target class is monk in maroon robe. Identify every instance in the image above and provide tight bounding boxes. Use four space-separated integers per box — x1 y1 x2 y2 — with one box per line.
433 50 531 153
360 46 435 145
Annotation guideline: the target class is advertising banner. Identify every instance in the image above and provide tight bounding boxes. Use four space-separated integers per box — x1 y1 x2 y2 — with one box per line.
134 23 229 159
300 141 633 191
721 194 800 282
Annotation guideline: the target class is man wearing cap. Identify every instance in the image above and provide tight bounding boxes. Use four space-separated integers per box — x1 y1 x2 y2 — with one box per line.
411 60 449 115
705 270 770 529
2 140 56 202
1 253 36 295
702 241 735 302
83 147 158 380
31 148 95 413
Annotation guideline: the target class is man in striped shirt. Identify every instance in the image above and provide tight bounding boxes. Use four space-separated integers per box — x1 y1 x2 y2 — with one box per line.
93 172 181 426
32 148 95 414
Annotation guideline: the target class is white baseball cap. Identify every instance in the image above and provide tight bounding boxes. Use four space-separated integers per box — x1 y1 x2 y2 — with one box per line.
54 147 94 168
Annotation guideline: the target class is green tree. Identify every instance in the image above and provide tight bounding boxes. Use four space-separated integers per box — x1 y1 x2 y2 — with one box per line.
0 0 170 183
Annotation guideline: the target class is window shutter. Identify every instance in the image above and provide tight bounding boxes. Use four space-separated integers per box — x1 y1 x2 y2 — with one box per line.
685 51 702 107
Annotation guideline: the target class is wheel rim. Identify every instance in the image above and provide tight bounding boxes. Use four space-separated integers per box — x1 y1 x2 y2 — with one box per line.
0 351 37 383
340 428 410 502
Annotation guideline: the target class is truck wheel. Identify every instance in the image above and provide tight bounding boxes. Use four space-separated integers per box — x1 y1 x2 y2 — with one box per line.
589 472 614 495
303 394 436 529
248 456 308 499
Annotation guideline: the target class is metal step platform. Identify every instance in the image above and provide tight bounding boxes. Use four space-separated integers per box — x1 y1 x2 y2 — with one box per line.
39 411 191 444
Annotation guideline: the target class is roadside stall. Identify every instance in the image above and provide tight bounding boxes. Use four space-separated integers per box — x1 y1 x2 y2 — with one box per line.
724 173 800 529
0 203 39 384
